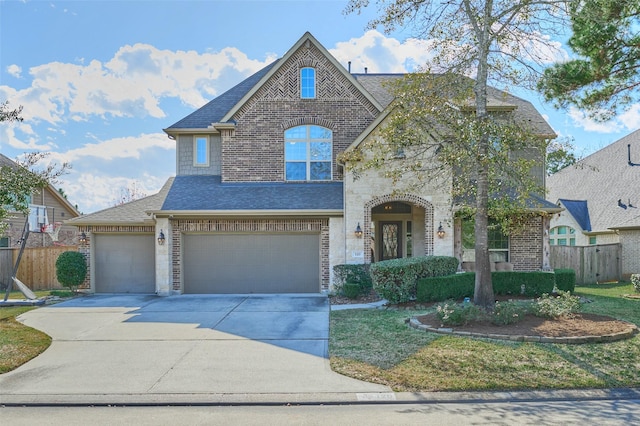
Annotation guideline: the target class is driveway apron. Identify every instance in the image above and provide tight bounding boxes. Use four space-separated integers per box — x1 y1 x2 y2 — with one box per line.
0 294 389 404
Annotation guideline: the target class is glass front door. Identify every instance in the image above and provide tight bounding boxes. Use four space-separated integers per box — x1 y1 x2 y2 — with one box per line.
379 221 402 260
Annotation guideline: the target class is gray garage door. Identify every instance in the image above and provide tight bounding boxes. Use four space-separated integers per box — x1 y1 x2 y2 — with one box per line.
94 234 155 293
183 233 320 293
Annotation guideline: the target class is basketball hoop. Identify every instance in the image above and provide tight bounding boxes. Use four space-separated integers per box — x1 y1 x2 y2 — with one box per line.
43 222 63 242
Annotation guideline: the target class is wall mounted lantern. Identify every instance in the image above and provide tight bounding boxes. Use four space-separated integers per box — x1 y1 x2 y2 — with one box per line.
157 230 166 245
437 222 445 239
79 232 87 243
355 223 363 238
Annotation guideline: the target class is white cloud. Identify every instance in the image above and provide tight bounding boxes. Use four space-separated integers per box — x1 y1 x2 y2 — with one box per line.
618 104 640 132
1 43 276 126
568 107 623 133
7 64 22 78
61 172 170 214
330 30 436 73
568 105 640 134
48 132 174 164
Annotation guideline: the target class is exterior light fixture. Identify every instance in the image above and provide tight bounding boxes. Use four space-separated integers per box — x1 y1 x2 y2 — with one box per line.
158 229 166 245
79 232 87 243
355 223 363 238
437 222 445 239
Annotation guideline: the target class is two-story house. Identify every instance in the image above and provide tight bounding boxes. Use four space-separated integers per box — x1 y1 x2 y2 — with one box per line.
1 153 80 248
68 32 559 295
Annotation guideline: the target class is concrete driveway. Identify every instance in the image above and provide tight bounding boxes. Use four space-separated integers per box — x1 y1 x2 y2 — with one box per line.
0 294 390 405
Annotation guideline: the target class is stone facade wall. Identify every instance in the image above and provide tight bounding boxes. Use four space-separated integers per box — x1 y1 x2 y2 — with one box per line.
222 43 379 182
171 218 330 293
509 216 544 270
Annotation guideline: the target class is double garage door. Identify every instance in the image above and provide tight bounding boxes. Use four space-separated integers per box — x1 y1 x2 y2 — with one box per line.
183 233 320 294
94 234 155 293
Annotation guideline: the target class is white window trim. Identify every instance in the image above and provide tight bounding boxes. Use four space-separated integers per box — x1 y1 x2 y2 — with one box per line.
193 135 210 167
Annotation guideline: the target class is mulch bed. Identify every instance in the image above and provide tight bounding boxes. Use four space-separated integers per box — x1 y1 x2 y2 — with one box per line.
414 312 637 338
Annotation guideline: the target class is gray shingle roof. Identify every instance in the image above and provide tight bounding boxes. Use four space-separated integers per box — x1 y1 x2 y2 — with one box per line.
559 199 592 231
161 176 343 211
67 178 174 225
353 74 556 137
548 129 640 231
165 61 279 129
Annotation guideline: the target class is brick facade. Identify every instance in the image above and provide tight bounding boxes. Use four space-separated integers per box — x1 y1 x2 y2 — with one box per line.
509 216 544 270
221 43 379 182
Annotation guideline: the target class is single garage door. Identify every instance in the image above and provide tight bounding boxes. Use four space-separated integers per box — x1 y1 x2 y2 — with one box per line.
94 234 155 293
183 233 320 293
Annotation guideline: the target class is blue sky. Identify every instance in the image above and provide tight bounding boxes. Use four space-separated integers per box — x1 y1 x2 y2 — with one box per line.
1 0 638 213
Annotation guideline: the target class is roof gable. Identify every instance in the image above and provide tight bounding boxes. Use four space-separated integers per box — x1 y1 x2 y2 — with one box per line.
558 199 592 231
220 32 383 122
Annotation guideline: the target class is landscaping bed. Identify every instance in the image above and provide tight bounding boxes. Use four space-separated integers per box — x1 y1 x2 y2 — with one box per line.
413 311 637 340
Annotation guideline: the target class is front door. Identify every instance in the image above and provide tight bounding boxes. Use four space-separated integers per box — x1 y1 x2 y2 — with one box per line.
379 221 402 260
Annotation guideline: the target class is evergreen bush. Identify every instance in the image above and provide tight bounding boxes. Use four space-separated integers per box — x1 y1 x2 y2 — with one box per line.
55 251 87 293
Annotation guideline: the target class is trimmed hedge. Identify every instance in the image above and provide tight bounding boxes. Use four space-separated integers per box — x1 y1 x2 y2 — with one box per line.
341 283 361 299
417 271 556 303
554 268 576 292
417 272 475 302
370 256 459 304
332 264 372 296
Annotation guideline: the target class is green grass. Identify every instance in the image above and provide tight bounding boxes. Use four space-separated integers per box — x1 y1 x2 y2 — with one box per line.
330 283 640 392
0 290 63 374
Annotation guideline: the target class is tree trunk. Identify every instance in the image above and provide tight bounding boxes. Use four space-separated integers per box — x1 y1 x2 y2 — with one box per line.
472 4 495 309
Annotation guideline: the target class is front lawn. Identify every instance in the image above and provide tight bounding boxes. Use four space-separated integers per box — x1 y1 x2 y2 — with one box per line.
0 290 56 374
330 282 640 392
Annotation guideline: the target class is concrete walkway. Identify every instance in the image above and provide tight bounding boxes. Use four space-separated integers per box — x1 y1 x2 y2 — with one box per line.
0 294 390 405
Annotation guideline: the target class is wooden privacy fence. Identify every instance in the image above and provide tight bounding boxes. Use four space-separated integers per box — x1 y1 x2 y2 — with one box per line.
550 243 621 285
0 246 78 291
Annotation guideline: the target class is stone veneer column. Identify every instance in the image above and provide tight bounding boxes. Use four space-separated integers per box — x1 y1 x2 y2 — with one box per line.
155 217 172 296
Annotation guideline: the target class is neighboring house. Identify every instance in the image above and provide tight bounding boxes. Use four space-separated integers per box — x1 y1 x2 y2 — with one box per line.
68 32 559 295
0 153 80 248
547 129 640 278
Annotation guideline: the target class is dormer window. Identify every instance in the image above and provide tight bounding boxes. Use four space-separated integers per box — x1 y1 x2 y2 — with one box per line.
300 67 316 99
194 135 209 167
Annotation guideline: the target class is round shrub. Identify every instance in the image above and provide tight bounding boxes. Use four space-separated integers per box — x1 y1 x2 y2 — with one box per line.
56 251 87 292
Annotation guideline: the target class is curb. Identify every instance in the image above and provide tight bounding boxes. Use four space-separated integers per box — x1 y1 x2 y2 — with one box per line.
2 388 640 407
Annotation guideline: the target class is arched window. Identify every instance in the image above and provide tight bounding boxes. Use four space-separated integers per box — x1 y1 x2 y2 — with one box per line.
284 125 332 181
300 67 316 99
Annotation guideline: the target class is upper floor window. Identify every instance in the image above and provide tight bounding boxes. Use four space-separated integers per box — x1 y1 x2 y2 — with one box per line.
300 67 316 99
284 125 332 181
550 226 576 245
194 136 209 167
